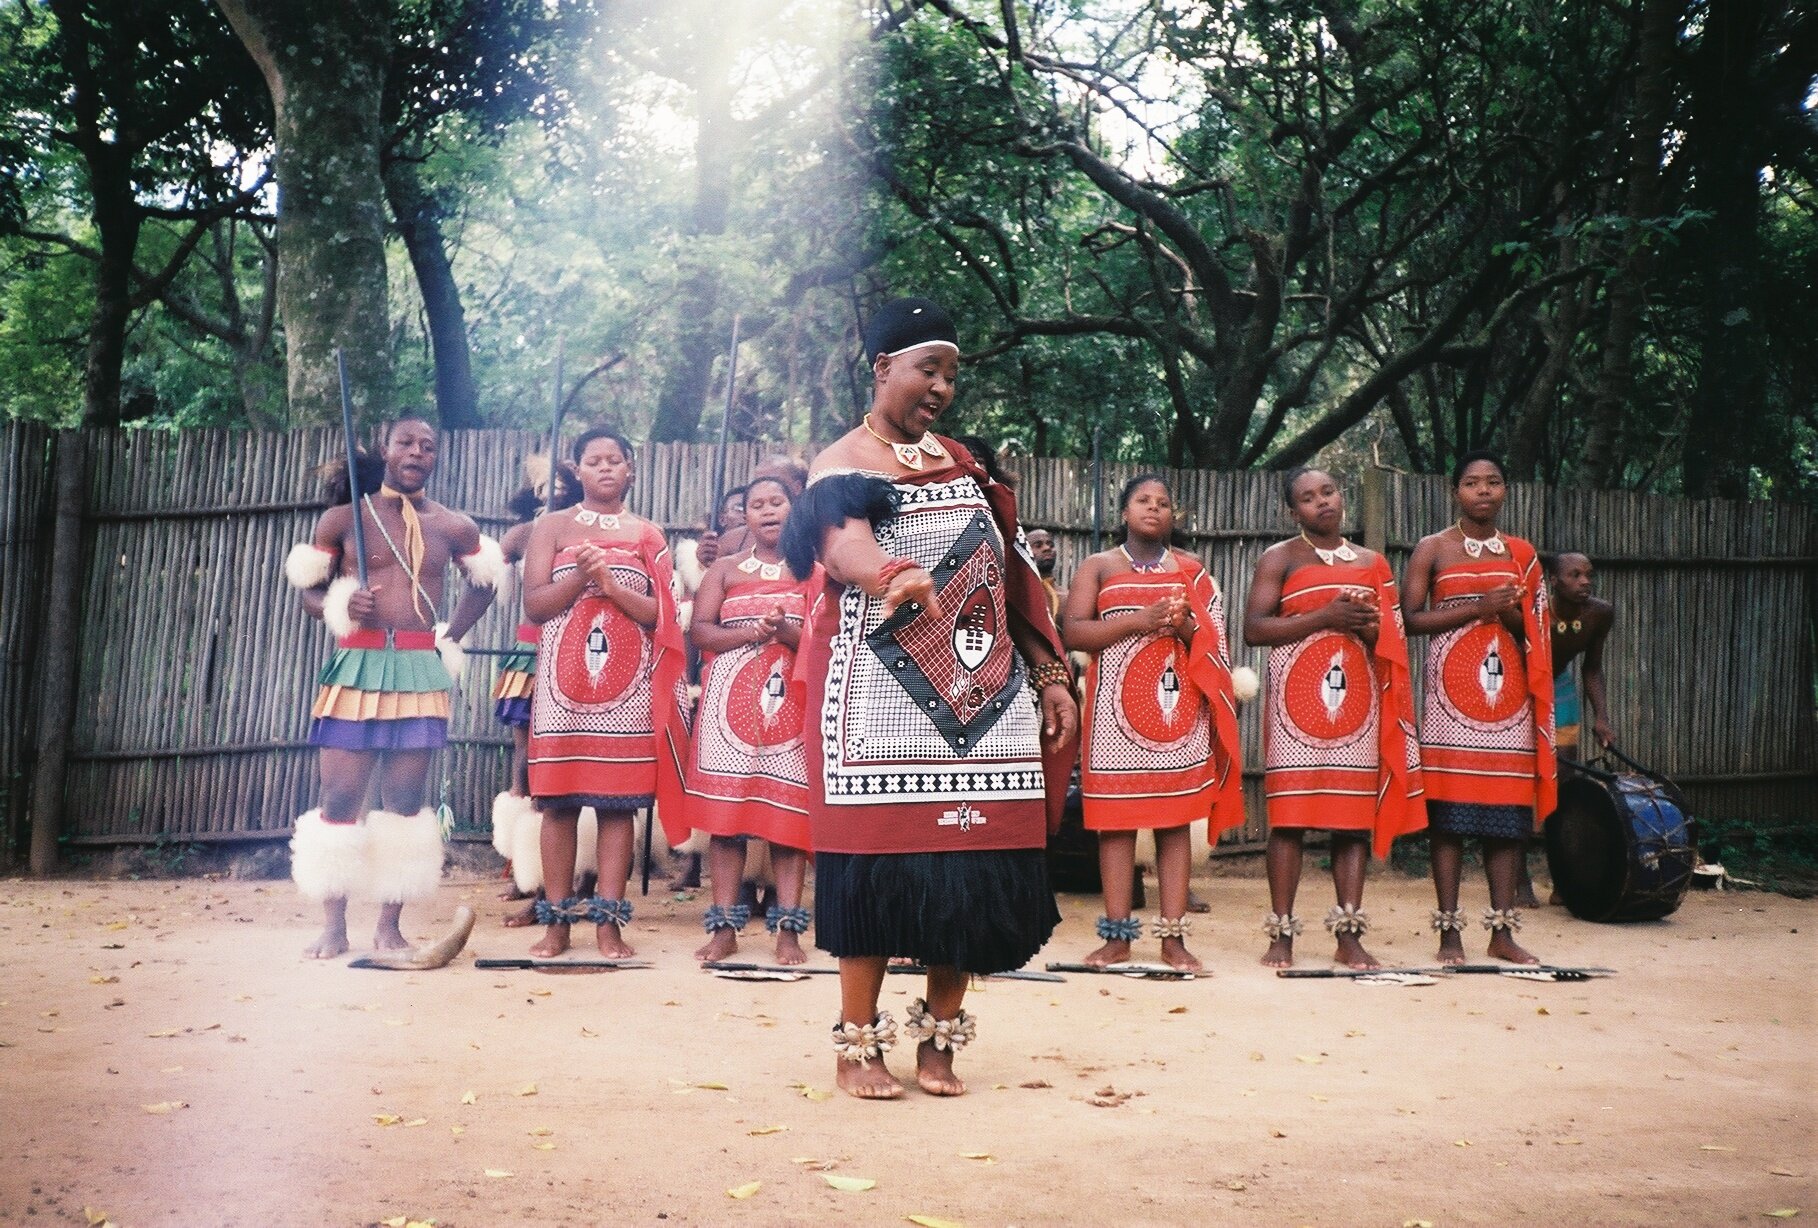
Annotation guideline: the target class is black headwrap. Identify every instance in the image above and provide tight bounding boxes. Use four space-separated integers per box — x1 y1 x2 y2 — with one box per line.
863 297 959 363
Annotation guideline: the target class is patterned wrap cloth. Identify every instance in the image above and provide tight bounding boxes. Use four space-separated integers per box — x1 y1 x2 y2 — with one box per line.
1418 539 1557 838
1263 556 1426 857
1080 556 1243 836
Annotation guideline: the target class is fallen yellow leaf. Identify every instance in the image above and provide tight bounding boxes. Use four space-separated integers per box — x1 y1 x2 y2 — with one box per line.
529 1127 554 1137
695 1081 730 1091
1703 1145 1738 1152
532 1142 556 1151
748 1125 786 1136
483 1168 514 1179
727 1182 762 1200
83 1208 111 1226
89 975 118 985
142 1101 187 1114
958 1152 993 1161
1268 1129 1287 1139
1555 1139 1583 1146
1771 1169 1801 1178
460 1090 477 1105
373 1113 402 1126
146 1029 179 1038
1764 1212 1799 1220
824 1175 876 1192
1226 1181 1246 1191
402 1118 428 1128
580 1026 598 1038
1310 1095 1329 1103
105 921 129 931
907 1216 964 1228
1404 1220 1434 1228
1455 1140 1472 1147
516 1083 537 1097
800 1086 833 1101
450 1126 465 1137
1294 1055 1323 1065
528 989 552 997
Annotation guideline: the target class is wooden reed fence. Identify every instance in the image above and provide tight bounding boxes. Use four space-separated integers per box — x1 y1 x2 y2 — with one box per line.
0 424 1812 867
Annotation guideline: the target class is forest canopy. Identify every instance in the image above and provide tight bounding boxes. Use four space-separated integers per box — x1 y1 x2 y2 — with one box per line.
0 0 1811 500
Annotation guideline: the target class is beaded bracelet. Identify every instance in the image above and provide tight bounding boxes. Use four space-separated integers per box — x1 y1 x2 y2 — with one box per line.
875 557 919 588
1028 660 1071 692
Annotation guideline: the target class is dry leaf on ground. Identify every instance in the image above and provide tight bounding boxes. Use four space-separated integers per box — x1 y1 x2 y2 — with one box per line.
823 1174 876 1192
727 1182 761 1200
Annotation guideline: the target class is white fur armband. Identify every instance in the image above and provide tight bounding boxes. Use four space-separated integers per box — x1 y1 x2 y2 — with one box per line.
1232 665 1260 703
285 543 338 590
457 534 507 591
322 576 359 639
435 622 467 683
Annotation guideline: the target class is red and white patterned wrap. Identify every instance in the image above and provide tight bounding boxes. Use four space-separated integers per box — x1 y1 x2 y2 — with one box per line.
1418 540 1556 826
1081 557 1243 835
1264 556 1426 856
676 575 813 850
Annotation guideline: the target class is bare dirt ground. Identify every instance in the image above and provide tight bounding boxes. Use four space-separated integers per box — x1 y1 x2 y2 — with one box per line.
2 866 1812 1228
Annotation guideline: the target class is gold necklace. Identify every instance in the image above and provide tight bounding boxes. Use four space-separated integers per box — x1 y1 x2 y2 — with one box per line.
1299 529 1357 566
862 413 947 470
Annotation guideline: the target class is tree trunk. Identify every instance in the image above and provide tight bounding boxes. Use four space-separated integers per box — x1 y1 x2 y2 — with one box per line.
1682 0 1769 499
383 158 481 427
649 23 737 443
28 433 87 874
215 0 392 424
1579 0 1678 486
81 152 142 428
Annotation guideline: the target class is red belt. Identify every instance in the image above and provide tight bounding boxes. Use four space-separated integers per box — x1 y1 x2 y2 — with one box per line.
338 629 437 650
517 622 540 644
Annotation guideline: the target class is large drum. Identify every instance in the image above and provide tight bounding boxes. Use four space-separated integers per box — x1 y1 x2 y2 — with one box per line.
1545 757 1697 923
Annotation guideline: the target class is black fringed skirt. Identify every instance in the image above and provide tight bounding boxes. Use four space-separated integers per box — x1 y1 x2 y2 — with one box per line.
813 848 1060 975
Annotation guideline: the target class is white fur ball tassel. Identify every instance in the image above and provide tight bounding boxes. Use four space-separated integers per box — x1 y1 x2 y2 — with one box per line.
458 534 508 591
321 575 359 639
435 622 467 684
285 542 337 590
1232 666 1260 703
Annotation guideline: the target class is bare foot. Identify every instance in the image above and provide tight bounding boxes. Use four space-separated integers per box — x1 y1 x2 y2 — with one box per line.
1514 890 1542 910
916 1042 965 1096
835 1056 903 1100
1187 890 1211 914
694 928 737 962
887 955 916 968
1334 934 1380 970
595 922 635 959
530 923 569 959
1487 931 1540 965
1436 931 1467 966
373 922 411 951
773 931 807 966
302 928 349 960
1159 937 1204 974
498 880 530 901
1260 936 1294 968
501 901 537 928
1082 939 1132 969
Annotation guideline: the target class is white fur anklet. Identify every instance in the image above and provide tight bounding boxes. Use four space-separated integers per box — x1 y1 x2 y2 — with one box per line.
290 810 366 902
363 808 445 904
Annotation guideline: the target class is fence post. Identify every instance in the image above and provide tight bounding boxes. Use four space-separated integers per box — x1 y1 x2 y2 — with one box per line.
28 431 88 874
1361 466 1387 555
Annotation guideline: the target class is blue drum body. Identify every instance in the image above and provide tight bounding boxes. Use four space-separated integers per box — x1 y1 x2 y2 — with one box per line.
1546 772 1697 922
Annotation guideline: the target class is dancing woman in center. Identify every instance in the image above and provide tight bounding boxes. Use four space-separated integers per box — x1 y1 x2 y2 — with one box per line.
1244 468 1425 969
781 297 1078 1100
1063 473 1244 973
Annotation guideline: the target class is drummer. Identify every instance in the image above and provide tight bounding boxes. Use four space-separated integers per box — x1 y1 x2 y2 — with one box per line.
1545 552 1616 762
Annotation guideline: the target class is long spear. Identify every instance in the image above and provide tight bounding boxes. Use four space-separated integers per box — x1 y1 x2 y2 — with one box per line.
334 347 368 587
1091 424 1105 552
545 338 567 514
709 314 742 524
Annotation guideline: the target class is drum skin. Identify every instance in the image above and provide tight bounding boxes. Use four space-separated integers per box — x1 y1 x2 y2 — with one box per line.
1545 772 1697 922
